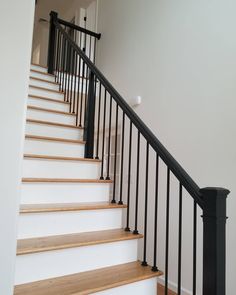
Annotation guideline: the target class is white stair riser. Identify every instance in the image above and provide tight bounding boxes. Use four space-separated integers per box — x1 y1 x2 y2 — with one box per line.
24 139 84 157
27 109 76 125
21 183 110 204
26 123 82 140
31 65 48 73
22 159 100 179
28 97 69 112
15 239 138 284
18 209 123 238
96 278 157 295
30 71 55 82
30 78 60 91
29 86 65 100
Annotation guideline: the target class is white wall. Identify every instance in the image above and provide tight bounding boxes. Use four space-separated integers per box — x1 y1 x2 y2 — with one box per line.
0 1 35 294
96 0 236 294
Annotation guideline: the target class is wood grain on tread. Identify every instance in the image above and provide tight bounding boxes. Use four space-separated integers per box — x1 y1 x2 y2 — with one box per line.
24 154 101 163
26 119 82 129
25 135 85 144
22 178 113 184
31 63 48 69
16 229 143 255
28 94 69 104
157 284 177 295
14 261 162 295
20 202 127 213
30 69 54 77
30 76 58 85
28 106 76 116
29 85 64 94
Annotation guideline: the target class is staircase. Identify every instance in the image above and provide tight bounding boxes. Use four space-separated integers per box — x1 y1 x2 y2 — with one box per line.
14 64 162 294
13 11 229 295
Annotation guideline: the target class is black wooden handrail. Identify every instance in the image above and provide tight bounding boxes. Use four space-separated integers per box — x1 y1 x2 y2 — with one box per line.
54 18 204 209
58 17 101 40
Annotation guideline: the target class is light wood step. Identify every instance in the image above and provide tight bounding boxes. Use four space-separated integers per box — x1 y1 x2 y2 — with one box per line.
20 202 127 213
17 229 142 255
30 76 58 85
31 63 48 70
26 119 82 130
22 178 112 184
30 69 54 78
25 135 85 145
28 95 69 105
28 106 76 116
29 85 64 94
14 261 162 295
23 154 100 163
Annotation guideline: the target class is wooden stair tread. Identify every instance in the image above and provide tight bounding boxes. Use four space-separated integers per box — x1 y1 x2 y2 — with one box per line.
29 85 64 94
28 95 69 105
30 76 58 85
28 105 76 116
26 119 82 129
20 202 127 213
31 63 48 69
17 229 143 255
22 178 113 183
30 69 54 77
25 135 85 144
14 261 162 295
24 154 101 163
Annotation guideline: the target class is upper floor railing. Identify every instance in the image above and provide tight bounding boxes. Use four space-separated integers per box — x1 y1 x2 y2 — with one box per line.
47 11 229 295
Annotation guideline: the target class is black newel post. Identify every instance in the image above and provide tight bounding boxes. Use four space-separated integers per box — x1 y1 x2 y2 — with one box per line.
84 71 96 158
200 187 229 295
47 11 58 74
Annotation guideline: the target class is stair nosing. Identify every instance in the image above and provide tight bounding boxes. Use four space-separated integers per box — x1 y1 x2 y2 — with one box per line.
30 76 58 85
16 229 143 255
14 261 162 295
22 178 113 184
26 119 82 129
28 94 69 104
25 134 85 144
29 84 64 94
20 202 127 213
27 105 76 116
30 69 54 77
23 154 101 163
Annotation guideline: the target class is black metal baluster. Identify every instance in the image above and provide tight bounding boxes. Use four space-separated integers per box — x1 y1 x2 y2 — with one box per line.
133 131 140 235
84 64 89 126
76 56 82 126
79 57 85 127
142 142 149 266
106 94 112 180
125 121 132 232
61 37 66 94
72 53 78 114
93 38 97 64
165 168 170 295
178 183 183 294
95 82 102 159
112 103 119 204
69 48 74 112
100 88 107 180
119 112 125 205
193 201 197 295
152 154 159 272
55 29 60 82
59 33 63 90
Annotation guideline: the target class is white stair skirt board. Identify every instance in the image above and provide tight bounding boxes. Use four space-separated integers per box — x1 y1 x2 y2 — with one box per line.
18 209 123 238
95 277 157 295
29 86 65 101
27 108 76 125
24 138 85 157
31 64 48 73
29 78 60 91
25 122 82 140
22 158 100 179
21 182 110 204
15 239 138 284
28 96 69 112
30 70 55 82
